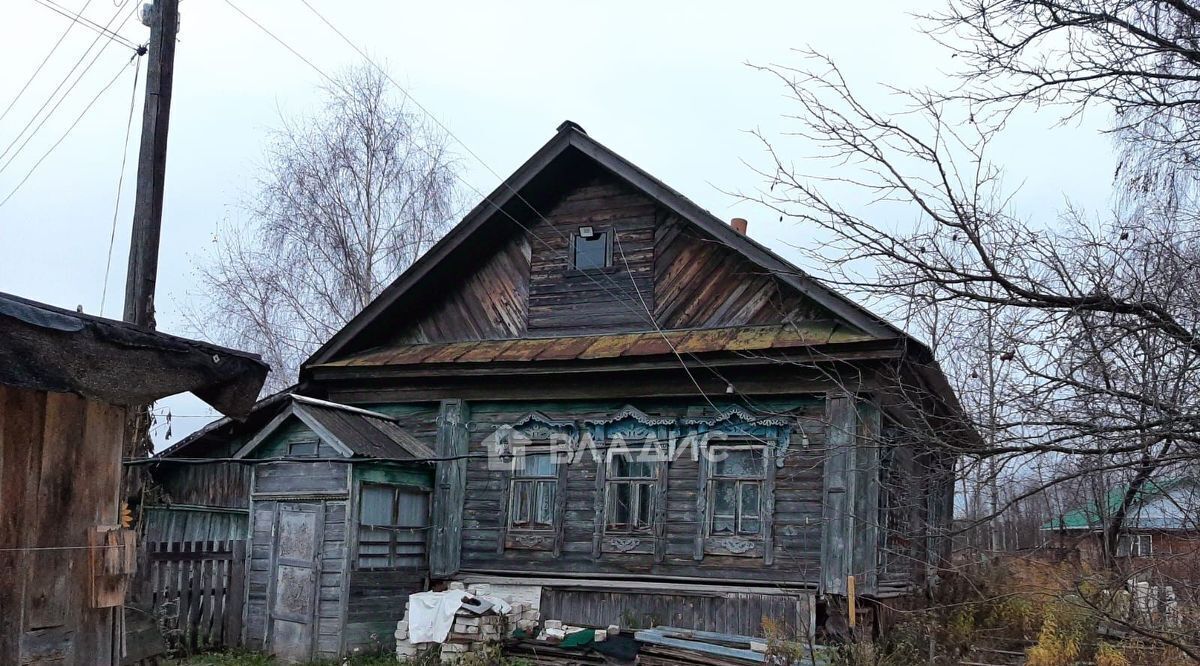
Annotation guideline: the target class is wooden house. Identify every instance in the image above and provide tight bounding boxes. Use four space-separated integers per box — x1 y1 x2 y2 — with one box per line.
162 121 969 656
0 292 266 666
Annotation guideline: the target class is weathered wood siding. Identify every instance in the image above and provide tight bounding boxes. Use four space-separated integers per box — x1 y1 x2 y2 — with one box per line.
390 233 531 345
0 387 124 665
525 177 657 335
142 507 248 542
152 462 251 510
364 170 847 348
455 399 827 584
653 217 828 329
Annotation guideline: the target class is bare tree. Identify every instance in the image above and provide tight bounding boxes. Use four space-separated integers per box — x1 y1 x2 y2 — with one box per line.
187 65 458 390
744 0 1200 652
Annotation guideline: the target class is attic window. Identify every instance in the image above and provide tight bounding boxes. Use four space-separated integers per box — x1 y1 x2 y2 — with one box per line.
572 227 611 270
288 440 318 457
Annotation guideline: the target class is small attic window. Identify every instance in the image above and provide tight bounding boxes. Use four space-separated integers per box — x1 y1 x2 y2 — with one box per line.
288 440 319 457
571 226 611 270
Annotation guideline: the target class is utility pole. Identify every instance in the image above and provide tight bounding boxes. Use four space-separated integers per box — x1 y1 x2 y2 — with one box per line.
123 0 179 328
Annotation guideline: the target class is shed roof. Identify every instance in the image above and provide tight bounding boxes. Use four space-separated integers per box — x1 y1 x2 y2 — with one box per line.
0 291 267 416
315 323 876 369
233 395 434 461
1043 478 1199 531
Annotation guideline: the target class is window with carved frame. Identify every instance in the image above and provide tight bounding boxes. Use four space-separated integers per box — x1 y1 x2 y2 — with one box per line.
708 444 766 537
507 450 558 531
604 452 657 534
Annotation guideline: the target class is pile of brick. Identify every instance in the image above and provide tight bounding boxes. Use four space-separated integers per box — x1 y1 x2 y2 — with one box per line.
395 583 542 664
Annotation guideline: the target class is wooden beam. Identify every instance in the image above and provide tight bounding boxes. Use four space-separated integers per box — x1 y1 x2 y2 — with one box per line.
429 399 469 577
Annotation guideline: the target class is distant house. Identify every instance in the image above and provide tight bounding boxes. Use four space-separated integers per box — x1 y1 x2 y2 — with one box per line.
1044 478 1200 589
159 121 973 662
0 292 265 666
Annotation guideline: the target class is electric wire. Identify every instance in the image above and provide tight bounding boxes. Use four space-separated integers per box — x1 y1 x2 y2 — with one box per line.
0 0 97 125
0 0 138 173
0 51 140 208
221 1 786 447
31 0 139 51
100 51 141 315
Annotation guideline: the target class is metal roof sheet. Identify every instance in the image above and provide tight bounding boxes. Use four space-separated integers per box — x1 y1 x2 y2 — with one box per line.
316 323 876 369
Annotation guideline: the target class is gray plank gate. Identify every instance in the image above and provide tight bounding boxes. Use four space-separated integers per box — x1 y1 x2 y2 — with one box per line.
139 540 247 652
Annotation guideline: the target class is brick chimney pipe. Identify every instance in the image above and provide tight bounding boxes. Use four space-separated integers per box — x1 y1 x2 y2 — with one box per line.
730 218 748 235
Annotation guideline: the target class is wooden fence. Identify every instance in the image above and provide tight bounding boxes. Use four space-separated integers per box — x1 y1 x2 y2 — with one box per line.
133 540 247 652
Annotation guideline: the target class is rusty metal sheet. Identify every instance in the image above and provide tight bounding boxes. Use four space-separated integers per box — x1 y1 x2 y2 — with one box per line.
673 328 739 353
492 338 555 362
725 326 783 350
533 335 600 361
420 340 484 364
377 343 448 366
578 332 644 359
619 331 680 357
771 322 842 348
455 340 513 363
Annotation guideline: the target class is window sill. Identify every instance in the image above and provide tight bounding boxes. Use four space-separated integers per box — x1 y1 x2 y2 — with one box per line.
564 266 621 277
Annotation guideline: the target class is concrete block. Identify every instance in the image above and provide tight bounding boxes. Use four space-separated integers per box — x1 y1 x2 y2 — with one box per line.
543 619 562 630
449 581 466 590
594 630 607 642
607 624 620 636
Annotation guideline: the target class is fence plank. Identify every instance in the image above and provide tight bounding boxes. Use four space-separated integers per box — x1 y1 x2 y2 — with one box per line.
133 539 248 652
225 539 246 646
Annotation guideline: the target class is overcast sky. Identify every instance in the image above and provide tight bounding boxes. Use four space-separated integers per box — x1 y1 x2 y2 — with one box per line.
0 1 1116 444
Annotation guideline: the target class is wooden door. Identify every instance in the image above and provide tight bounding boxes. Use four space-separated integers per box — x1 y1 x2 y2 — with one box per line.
267 502 323 663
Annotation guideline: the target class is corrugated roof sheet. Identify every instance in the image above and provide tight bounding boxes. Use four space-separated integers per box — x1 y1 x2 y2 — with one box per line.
317 323 876 368
295 400 435 461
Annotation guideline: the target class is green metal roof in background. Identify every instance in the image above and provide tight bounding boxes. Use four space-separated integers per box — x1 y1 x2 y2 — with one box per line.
1042 477 1189 530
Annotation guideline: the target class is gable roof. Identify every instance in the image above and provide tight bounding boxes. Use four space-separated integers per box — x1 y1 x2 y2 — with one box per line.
233 395 434 461
306 121 909 368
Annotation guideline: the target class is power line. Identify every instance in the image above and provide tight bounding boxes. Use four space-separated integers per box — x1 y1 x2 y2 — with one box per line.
0 52 140 208
221 0 660 334
0 0 138 174
100 52 141 316
31 0 140 51
0 0 97 125
223 1 762 433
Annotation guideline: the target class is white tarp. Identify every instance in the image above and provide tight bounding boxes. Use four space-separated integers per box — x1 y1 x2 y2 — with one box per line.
406 590 468 644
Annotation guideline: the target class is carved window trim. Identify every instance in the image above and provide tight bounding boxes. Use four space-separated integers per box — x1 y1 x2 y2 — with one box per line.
586 406 674 560
491 413 576 555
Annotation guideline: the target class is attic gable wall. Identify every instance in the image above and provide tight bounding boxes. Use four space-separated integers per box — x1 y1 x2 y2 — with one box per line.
366 170 853 349
526 174 657 335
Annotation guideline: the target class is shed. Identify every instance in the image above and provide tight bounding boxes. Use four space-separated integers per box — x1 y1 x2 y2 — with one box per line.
0 292 266 665
231 395 435 662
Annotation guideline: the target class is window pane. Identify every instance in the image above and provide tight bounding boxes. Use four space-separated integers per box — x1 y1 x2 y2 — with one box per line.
511 482 531 525
740 482 761 516
573 232 608 270
360 486 394 526
611 453 655 479
740 517 761 535
714 449 764 477
712 516 735 534
535 481 556 527
608 482 632 528
635 483 655 529
395 490 429 528
713 480 737 516
289 440 317 457
521 453 555 477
